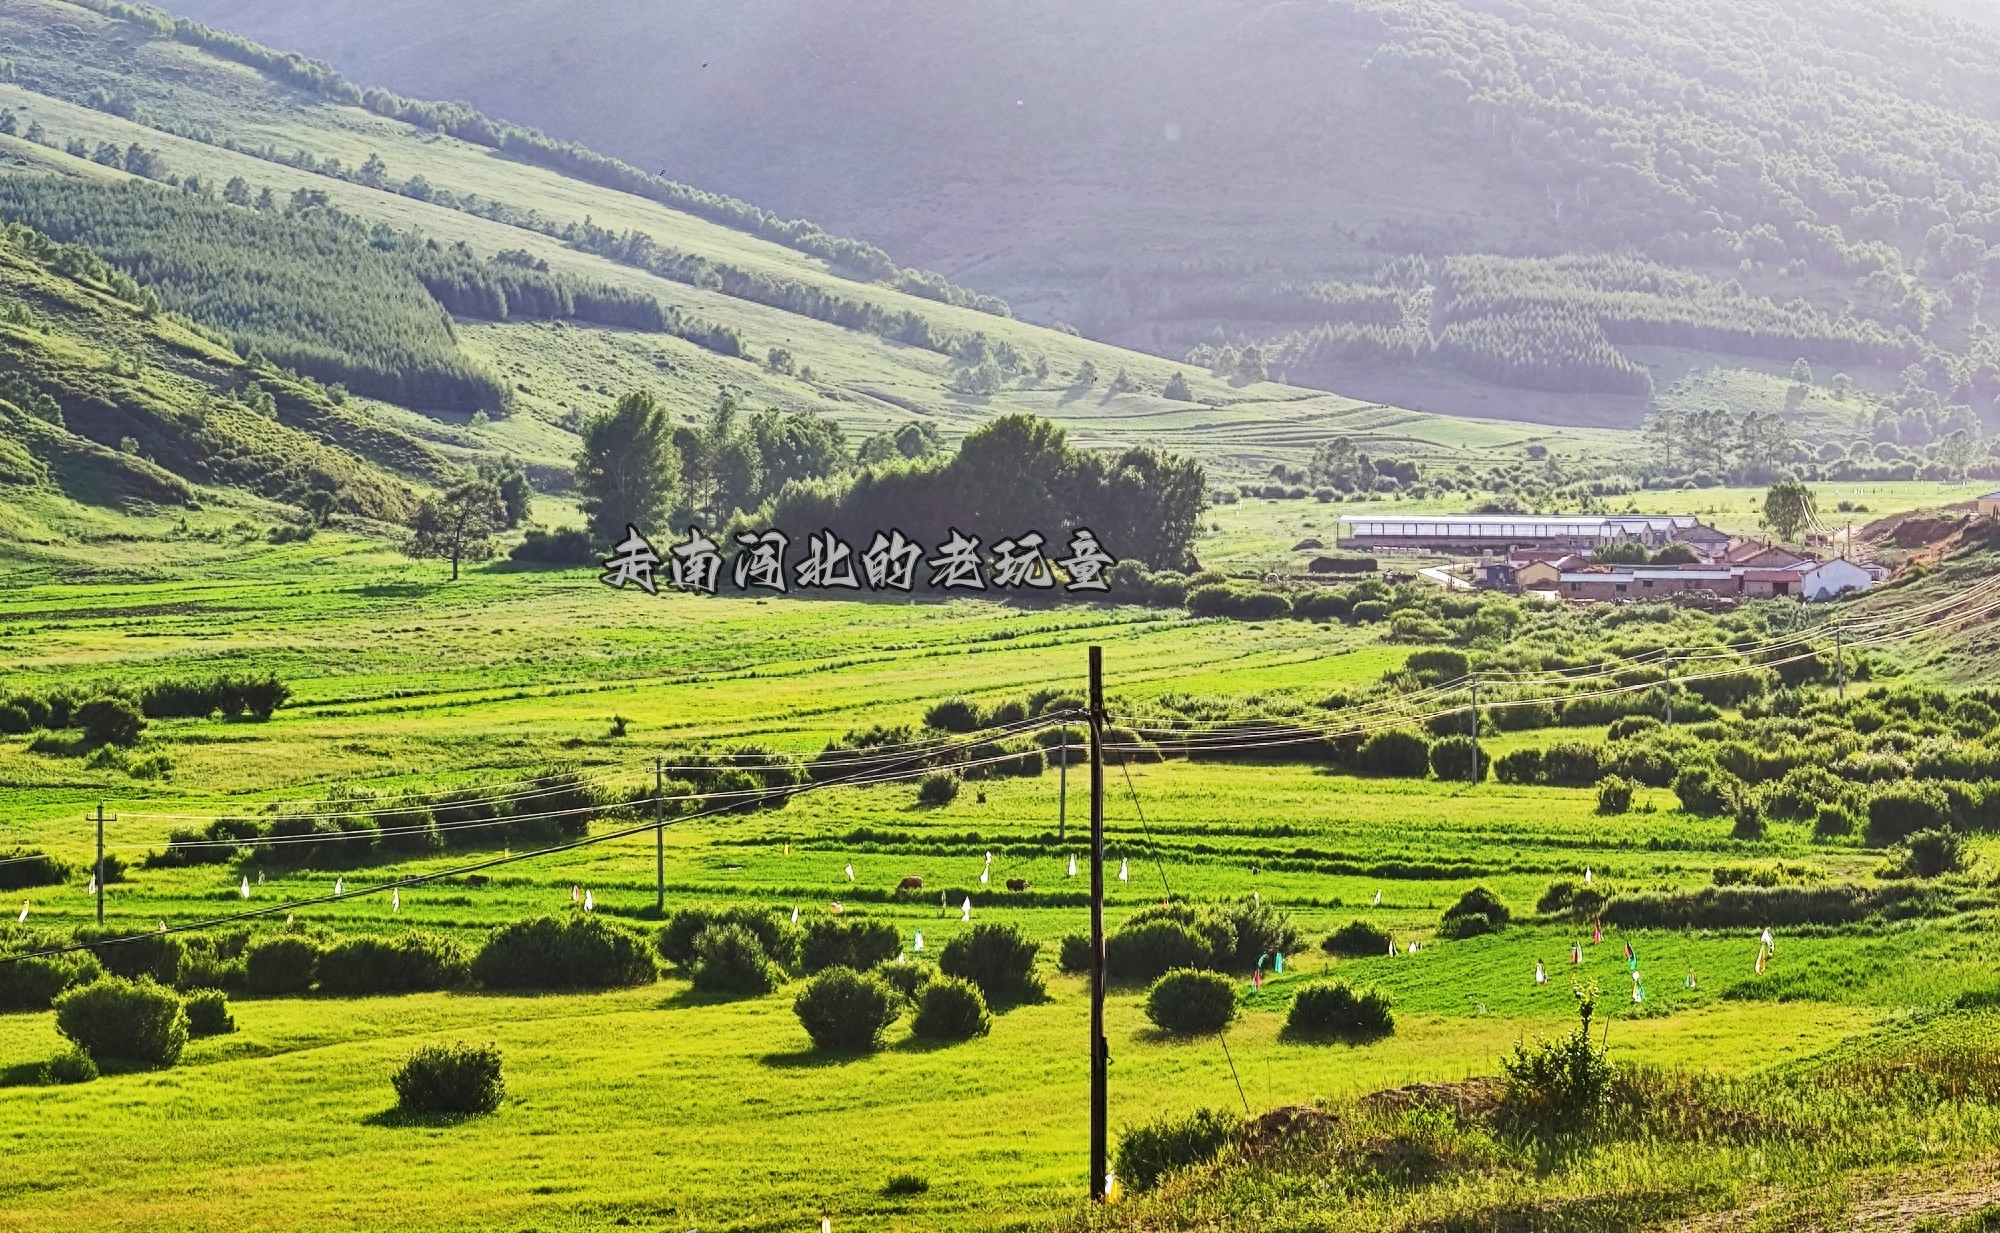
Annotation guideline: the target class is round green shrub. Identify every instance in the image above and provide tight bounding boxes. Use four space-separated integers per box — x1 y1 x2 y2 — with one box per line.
689 923 783 996
1350 600 1391 623
916 771 960 807
1145 969 1237 1036
924 697 982 733
1357 729 1429 777
318 932 471 995
473 914 657 990
1595 775 1634 815
1673 765 1743 817
875 958 933 1001
54 976 187 1067
799 917 901 974
938 922 1044 1007
1286 981 1394 1040
77 696 145 747
1321 919 1392 958
1541 741 1605 787
793 967 900 1052
1440 885 1511 939
1428 735 1486 782
1115 1107 1239 1191
0 946 102 1012
1866 783 1953 847
1057 933 1092 974
243 934 320 995
1105 919 1213 983
1493 747 1544 784
392 1041 504 1114
45 1044 99 1085
657 906 802 971
184 988 235 1037
910 975 990 1041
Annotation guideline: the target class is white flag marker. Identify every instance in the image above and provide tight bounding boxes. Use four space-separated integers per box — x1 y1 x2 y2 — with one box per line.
913 930 924 952
240 876 251 899
584 890 594 912
334 877 344 896
86 875 96 897
979 868 990 884
16 901 26 923
961 897 972 922
1372 890 1382 906
392 887 400 912
844 863 855 882
1117 858 1129 883
791 906 800 924
1068 855 1077 877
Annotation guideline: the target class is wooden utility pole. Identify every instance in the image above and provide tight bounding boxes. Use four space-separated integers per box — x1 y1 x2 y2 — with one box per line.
1057 725 1068 842
1469 680 1480 784
1087 647 1108 1202
1664 658 1674 729
94 802 106 925
654 757 665 914
1836 626 1845 703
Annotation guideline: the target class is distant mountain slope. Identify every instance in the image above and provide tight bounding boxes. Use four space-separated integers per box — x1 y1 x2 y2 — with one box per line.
0 0 1632 505
151 0 2000 445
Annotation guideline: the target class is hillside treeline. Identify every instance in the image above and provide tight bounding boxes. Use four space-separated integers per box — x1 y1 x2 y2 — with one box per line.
0 179 710 412
63 0 1009 318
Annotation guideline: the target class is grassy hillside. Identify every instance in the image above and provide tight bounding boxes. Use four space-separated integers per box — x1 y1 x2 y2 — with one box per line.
151 0 2000 449
0 0 1647 559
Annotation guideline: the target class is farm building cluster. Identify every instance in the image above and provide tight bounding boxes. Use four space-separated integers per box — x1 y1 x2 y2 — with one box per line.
1335 513 1884 603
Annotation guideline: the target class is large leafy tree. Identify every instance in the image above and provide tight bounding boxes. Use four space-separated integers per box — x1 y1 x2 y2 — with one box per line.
406 477 504 580
1759 480 1817 543
575 390 679 544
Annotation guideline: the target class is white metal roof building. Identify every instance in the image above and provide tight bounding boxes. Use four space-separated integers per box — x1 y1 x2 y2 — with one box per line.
1336 513 1704 554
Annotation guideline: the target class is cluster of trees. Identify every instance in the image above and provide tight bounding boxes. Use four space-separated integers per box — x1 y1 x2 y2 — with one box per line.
65 0 1009 316
0 178 503 412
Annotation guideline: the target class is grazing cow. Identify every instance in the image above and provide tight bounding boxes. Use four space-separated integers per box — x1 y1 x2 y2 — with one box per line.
898 876 924 891
1006 878 1028 892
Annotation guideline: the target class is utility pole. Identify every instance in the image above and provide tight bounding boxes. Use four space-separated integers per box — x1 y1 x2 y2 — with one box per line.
1057 724 1068 842
653 757 665 914
1836 625 1846 703
1664 658 1673 730
1087 647 1108 1202
1469 680 1480 784
94 802 106 925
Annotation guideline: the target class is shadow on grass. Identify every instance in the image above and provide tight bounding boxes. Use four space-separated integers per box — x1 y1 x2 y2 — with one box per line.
348 582 438 599
656 986 769 1011
758 1047 873 1069
361 1106 492 1129
0 1061 47 1088
1276 1025 1393 1048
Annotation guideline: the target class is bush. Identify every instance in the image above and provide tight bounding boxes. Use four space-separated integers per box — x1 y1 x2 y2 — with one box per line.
910 974 990 1041
658 906 801 970
1606 715 1662 741
1867 783 1953 847
1896 828 1965 878
318 932 471 995
793 967 900 1052
1493 747 1544 784
916 771 960 807
1105 919 1213 983
1351 600 1391 623
1814 801 1858 839
1058 933 1092 974
1428 735 1486 782
1286 981 1394 1040
1731 798 1767 840
45 1045 99 1084
184 988 235 1036
243 935 321 995
392 1042 504 1114
1498 997 1608 1141
1216 897 1301 970
509 527 594 565
1540 741 1604 787
0 848 70 890
1439 885 1510 939
1145 969 1237 1035
924 697 982 733
1321 919 1392 958
0 938 103 1011
77 696 145 746
473 915 657 989
938 922 1043 1007
1596 776 1634 815
875 958 932 1001
689 924 783 996
1115 1108 1239 1191
800 917 902 974
1673 765 1743 817
53 977 187 1066
1404 649 1470 683
1357 729 1430 777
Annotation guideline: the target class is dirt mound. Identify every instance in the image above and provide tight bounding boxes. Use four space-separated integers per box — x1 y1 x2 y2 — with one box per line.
1360 1076 1504 1122
1859 503 1976 549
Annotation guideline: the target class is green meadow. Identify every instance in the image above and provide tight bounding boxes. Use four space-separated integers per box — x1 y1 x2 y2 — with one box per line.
6 535 2000 1230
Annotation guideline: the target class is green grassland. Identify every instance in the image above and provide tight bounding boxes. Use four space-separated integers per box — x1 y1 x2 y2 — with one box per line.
5 531 2000 1228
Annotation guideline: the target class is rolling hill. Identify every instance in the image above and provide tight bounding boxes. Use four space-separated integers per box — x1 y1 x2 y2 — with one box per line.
147 0 2000 444
0 0 1644 568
